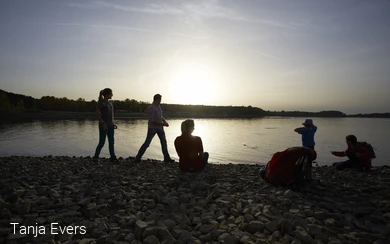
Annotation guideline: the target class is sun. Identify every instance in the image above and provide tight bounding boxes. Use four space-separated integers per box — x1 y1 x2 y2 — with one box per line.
171 63 218 105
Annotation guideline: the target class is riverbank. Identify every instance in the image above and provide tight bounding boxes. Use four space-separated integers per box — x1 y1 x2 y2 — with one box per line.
0 156 389 244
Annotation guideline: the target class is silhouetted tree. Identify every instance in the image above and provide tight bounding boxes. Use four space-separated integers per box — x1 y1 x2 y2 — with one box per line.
0 91 12 110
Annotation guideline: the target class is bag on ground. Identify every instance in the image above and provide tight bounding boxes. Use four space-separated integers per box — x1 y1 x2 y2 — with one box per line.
265 147 317 186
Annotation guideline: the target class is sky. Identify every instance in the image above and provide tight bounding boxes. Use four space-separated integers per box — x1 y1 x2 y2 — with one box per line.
0 0 389 114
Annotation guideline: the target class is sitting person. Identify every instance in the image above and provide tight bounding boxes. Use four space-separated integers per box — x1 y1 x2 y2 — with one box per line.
260 147 316 186
331 135 375 170
174 119 209 172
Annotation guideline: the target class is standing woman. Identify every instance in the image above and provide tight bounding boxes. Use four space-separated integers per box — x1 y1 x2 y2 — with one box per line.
93 88 118 163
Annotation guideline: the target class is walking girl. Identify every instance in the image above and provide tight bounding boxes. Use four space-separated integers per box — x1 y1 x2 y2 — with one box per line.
93 88 118 163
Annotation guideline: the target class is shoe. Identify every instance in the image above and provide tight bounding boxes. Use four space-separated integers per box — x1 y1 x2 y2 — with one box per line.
92 157 99 163
110 157 119 163
164 158 175 163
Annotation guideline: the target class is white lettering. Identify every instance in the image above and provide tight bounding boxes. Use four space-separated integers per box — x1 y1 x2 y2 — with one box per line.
79 226 86 234
66 226 74 234
11 223 19 234
20 225 27 235
51 223 58 234
38 226 45 236
27 226 37 238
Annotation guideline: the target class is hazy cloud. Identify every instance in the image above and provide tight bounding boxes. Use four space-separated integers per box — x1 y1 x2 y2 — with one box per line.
67 0 292 28
44 22 209 40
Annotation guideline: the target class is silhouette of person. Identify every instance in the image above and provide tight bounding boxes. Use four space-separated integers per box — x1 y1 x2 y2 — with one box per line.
93 88 118 163
135 94 174 163
175 119 209 172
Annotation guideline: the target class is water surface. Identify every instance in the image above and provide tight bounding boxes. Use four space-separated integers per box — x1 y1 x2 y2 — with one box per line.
0 117 388 166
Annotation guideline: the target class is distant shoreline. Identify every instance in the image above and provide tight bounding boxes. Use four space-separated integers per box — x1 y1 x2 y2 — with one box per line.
0 110 389 123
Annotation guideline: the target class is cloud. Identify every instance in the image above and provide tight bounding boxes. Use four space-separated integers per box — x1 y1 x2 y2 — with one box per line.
67 0 292 28
44 22 209 40
281 44 388 77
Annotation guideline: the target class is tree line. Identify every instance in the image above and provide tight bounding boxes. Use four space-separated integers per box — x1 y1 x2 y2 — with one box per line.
0 89 268 116
3 89 385 118
0 89 149 113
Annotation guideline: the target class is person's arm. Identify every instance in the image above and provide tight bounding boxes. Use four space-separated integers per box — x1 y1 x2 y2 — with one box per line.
294 127 303 133
197 137 204 159
174 138 181 157
331 145 348 157
331 150 346 157
162 117 169 127
148 106 167 126
95 105 107 130
112 102 117 129
150 119 166 126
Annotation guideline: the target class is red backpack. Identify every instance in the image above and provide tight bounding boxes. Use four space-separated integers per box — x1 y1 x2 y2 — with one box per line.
265 147 317 186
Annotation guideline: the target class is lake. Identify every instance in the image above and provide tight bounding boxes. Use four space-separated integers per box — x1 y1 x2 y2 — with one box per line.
0 117 389 166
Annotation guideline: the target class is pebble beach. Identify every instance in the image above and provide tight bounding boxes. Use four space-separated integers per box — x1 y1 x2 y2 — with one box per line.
1 156 389 244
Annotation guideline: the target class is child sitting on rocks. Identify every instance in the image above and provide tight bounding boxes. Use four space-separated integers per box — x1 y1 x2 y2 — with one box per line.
331 135 375 170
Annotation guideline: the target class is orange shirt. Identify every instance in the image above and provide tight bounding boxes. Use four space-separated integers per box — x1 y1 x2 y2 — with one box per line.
174 135 204 172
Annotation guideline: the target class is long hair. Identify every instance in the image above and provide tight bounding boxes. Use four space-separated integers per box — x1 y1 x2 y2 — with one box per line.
98 88 112 102
181 119 194 135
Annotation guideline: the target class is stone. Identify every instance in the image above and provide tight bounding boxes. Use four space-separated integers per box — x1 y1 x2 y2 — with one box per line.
244 214 255 223
314 211 326 220
143 235 158 244
264 221 279 233
143 227 174 241
295 227 314 244
314 233 329 244
134 221 148 240
78 238 97 244
218 233 237 244
78 197 91 206
230 208 240 217
247 221 264 234
307 224 322 236
177 230 192 244
199 224 217 234
125 233 135 242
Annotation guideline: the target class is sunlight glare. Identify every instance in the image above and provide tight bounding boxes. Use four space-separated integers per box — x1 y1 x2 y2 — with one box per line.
171 64 218 105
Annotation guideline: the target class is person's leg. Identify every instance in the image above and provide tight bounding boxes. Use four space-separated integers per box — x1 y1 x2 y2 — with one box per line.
346 150 358 161
351 159 363 170
156 129 171 161
202 152 209 167
303 157 312 180
107 126 116 159
94 126 107 159
335 160 353 170
135 128 156 160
